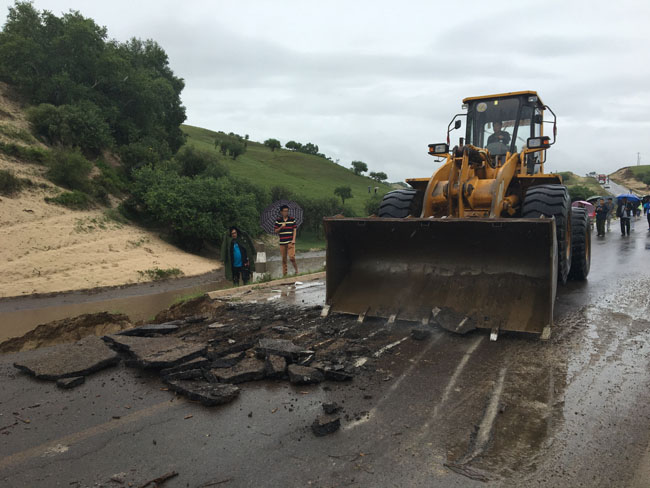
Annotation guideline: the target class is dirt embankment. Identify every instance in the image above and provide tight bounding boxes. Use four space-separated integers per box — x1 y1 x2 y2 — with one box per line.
609 166 650 195
0 82 220 298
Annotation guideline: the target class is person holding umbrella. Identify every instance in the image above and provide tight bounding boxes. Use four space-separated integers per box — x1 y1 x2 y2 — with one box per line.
274 205 299 276
617 197 634 236
595 198 607 237
220 227 255 286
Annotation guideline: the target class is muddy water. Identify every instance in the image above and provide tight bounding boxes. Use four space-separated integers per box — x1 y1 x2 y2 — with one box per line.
0 251 326 343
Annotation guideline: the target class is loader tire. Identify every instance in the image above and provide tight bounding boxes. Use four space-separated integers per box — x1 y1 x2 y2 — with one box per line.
568 207 590 280
378 189 423 218
522 184 572 284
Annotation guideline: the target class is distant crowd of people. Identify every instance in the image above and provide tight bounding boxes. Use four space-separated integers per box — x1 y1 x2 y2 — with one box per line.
594 197 650 237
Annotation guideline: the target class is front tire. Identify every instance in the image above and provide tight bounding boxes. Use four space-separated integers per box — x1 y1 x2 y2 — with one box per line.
522 185 572 284
378 189 423 218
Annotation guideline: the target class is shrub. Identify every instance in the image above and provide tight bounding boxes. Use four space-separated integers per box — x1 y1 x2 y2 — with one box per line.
175 146 226 178
0 140 48 163
27 102 112 155
118 138 172 173
0 169 23 195
270 185 294 202
45 190 92 209
137 267 183 280
364 193 384 216
568 184 593 202
46 148 92 191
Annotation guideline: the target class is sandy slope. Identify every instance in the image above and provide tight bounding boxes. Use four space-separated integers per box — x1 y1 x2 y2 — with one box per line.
0 85 219 298
609 167 650 195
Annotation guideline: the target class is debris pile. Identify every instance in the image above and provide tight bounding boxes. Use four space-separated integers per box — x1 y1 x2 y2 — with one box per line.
11 296 435 432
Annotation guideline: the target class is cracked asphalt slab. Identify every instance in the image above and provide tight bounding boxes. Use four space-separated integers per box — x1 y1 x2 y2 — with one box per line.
1 228 650 487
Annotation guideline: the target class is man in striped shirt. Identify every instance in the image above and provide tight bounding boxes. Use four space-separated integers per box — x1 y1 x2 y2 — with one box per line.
274 205 298 276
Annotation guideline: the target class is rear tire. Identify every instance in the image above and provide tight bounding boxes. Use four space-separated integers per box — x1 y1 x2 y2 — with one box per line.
568 207 590 280
378 189 423 218
522 184 572 284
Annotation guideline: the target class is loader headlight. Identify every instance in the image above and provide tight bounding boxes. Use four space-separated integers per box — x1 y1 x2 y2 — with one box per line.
428 143 449 156
527 136 551 149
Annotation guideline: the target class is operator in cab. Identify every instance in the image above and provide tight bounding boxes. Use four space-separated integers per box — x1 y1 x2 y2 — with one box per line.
487 121 511 146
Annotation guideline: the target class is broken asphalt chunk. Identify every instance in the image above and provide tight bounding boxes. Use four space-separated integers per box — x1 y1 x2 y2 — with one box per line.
211 351 246 368
265 355 287 378
205 357 266 384
411 329 432 341
14 336 120 381
166 379 240 406
287 364 324 385
56 376 85 389
322 402 342 415
311 414 341 436
103 335 205 369
118 323 179 337
256 338 312 360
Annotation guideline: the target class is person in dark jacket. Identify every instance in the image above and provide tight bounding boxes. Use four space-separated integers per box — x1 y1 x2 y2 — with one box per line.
595 198 607 237
220 227 256 285
617 198 633 236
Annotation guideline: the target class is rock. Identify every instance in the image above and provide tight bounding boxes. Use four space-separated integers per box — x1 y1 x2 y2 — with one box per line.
207 341 255 360
165 379 239 406
433 307 475 334
311 414 341 436
287 364 324 385
265 355 287 378
313 362 354 382
256 338 311 360
118 323 179 337
271 326 293 334
14 336 120 381
160 357 210 377
206 357 266 384
183 314 210 324
411 329 432 341
103 335 205 369
56 376 85 389
211 351 246 368
322 402 341 415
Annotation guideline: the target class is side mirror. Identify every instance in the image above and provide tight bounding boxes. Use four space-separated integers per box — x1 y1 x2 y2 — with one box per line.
454 120 462 130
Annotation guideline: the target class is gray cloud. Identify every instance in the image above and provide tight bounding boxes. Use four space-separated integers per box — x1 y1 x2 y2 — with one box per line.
4 0 650 178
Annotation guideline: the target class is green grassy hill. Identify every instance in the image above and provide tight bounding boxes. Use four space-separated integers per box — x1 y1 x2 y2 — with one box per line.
558 171 610 200
182 125 392 215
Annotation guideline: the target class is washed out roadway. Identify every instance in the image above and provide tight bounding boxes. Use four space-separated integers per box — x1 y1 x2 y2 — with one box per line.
1 227 650 487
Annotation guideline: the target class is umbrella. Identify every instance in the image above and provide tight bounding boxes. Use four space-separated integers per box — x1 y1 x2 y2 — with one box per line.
572 200 595 218
586 195 603 203
616 193 641 202
260 199 304 234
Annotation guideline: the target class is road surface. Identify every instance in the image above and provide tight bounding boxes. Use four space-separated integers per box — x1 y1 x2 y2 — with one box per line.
1 229 650 487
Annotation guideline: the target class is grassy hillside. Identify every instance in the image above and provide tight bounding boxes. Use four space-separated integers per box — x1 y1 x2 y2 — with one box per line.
182 125 392 215
559 171 610 200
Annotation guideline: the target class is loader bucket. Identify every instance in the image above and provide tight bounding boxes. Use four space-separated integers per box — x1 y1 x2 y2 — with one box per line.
324 217 557 335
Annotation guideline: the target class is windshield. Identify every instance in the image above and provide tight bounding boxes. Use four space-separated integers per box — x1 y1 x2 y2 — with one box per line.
466 97 521 155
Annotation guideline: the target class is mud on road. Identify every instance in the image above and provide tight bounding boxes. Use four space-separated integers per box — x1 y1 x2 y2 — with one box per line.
1 229 650 487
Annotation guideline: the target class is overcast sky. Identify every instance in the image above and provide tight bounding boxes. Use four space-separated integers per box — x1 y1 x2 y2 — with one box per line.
3 0 650 181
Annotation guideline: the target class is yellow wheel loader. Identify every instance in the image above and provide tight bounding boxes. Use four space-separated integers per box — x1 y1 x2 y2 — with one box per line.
323 91 590 339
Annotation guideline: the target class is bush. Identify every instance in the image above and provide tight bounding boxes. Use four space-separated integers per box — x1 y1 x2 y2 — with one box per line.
0 140 48 163
27 102 112 155
568 184 593 202
93 160 129 196
270 185 294 202
118 139 171 173
0 169 23 195
46 148 92 191
45 190 92 209
364 193 384 216
130 166 261 249
174 146 227 178
295 196 343 238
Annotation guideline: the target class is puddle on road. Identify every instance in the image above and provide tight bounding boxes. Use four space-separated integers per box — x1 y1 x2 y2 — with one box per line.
0 254 326 344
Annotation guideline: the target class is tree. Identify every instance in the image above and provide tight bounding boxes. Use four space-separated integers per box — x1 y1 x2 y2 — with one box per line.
568 184 592 202
285 140 302 151
264 138 281 152
351 161 368 175
369 171 388 182
334 186 353 205
227 141 246 160
244 134 249 147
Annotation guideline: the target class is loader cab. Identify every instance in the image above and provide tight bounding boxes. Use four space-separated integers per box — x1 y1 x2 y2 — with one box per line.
463 92 543 158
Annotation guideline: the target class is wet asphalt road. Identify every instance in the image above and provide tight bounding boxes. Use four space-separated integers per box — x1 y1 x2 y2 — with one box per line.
1 227 650 487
